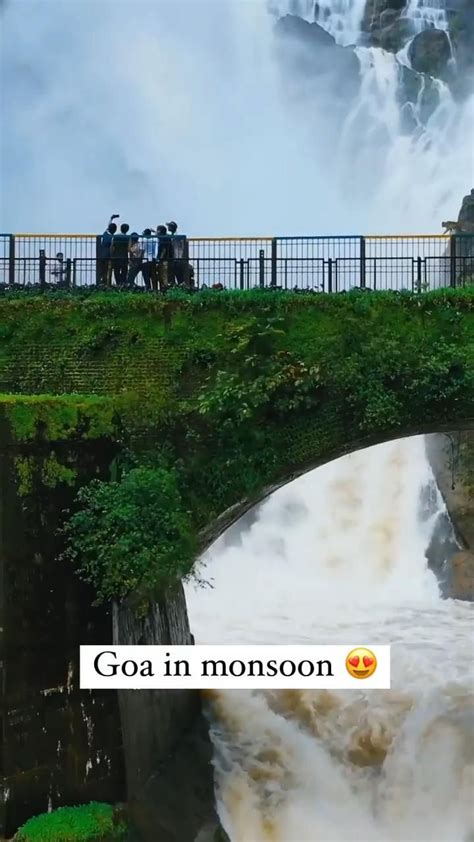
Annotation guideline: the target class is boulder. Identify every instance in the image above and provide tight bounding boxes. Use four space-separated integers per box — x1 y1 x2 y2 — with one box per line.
408 29 452 80
379 9 399 29
375 17 414 52
458 189 474 228
449 551 474 601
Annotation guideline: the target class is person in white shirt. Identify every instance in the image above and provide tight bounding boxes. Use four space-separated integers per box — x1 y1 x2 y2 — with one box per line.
141 229 156 290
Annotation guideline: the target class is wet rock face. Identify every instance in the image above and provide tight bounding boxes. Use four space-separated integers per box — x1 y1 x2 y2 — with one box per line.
274 15 360 101
429 432 474 550
408 29 452 80
448 1 474 98
458 189 474 228
1 440 124 837
113 589 220 841
450 551 474 601
362 0 408 42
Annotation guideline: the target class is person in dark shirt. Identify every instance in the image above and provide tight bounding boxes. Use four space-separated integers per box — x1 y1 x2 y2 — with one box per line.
97 216 119 286
111 222 130 286
166 221 194 290
153 224 170 290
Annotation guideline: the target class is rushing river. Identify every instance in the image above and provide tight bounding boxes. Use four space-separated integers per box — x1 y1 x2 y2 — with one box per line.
186 437 474 841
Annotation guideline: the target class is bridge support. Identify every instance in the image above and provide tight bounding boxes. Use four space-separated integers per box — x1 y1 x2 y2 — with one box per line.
0 424 123 837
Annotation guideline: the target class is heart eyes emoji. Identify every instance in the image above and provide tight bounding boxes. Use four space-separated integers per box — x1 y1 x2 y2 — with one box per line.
345 648 377 679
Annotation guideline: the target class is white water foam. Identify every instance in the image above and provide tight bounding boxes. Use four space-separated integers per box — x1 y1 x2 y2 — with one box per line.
186 436 474 841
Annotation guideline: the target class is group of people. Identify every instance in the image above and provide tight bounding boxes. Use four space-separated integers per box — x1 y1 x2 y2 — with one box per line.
98 215 193 290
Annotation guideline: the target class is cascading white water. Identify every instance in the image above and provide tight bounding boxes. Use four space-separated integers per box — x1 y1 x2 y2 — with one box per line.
269 0 473 230
2 0 472 233
403 0 449 33
271 0 367 44
186 436 474 841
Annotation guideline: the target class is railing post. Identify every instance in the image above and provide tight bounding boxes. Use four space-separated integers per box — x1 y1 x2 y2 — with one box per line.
450 235 457 288
39 249 46 291
65 258 72 288
259 249 265 288
239 258 245 290
8 234 15 286
360 236 366 288
416 257 422 294
271 238 277 287
328 258 333 294
95 235 101 286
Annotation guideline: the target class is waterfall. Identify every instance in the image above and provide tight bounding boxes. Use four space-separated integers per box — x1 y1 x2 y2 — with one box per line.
2 0 472 233
186 437 474 841
403 0 449 32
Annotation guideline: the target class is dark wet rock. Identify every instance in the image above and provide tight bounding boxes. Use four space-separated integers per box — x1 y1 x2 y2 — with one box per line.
113 589 221 842
195 823 231 842
379 8 399 28
450 551 474 601
362 0 408 37
1 438 124 837
274 15 360 101
458 189 474 228
448 2 474 98
426 430 474 551
374 17 414 52
397 66 441 126
408 29 452 80
363 0 407 28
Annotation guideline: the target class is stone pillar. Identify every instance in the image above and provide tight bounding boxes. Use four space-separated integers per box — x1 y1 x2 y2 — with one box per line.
0 429 124 836
113 589 219 842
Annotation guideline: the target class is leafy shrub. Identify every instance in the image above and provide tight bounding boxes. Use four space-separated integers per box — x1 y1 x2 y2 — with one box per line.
15 802 126 842
63 467 197 603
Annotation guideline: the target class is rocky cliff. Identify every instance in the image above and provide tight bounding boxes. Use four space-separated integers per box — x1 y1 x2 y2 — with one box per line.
426 430 474 601
275 0 474 129
113 589 221 842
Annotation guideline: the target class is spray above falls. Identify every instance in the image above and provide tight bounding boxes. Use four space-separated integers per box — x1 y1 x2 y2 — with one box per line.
1 0 472 234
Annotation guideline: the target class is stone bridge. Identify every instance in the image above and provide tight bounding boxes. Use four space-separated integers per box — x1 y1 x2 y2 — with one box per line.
1 288 473 837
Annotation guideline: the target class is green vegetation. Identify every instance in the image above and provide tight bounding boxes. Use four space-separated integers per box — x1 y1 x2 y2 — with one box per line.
0 395 116 443
63 467 197 604
14 802 127 842
2 288 473 602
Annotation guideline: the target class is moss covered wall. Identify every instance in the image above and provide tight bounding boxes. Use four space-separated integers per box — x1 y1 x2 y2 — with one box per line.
0 413 124 837
1 289 473 534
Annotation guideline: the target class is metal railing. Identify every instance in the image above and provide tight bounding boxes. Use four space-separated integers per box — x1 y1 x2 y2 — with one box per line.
0 233 473 292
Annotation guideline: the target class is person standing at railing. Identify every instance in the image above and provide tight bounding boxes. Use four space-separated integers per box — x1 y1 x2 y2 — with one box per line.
97 216 119 286
141 228 156 290
50 252 67 285
167 221 193 289
152 224 171 291
127 233 144 288
111 222 130 286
